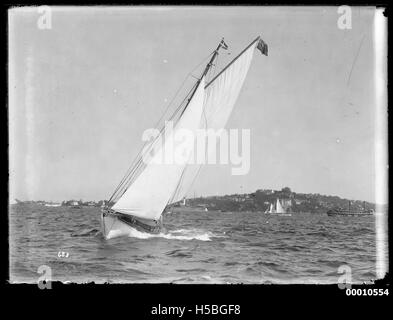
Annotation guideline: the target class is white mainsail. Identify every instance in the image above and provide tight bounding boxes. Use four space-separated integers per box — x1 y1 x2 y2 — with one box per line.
170 40 261 203
111 78 206 220
108 37 268 225
276 198 285 214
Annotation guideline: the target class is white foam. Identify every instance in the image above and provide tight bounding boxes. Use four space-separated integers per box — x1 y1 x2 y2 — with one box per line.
106 223 224 241
127 227 218 241
161 231 211 241
107 229 133 239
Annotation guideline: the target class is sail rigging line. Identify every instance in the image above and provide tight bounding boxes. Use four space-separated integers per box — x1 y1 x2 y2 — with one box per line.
108 77 199 204
167 165 187 205
163 40 226 206
115 43 223 205
108 80 197 203
113 78 200 213
205 36 261 89
108 134 156 203
202 51 220 127
170 40 232 204
169 37 263 205
111 76 206 220
208 51 219 84
180 164 204 202
112 41 221 209
110 36 260 218
107 51 216 204
109 81 199 204
102 36 268 237
178 39 225 121
152 49 216 131
110 94 197 205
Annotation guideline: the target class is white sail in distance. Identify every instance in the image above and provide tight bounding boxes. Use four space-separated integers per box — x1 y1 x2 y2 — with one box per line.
111 78 206 220
171 39 262 203
276 198 285 214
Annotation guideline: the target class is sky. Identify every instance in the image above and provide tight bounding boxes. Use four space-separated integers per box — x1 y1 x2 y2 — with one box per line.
8 6 385 203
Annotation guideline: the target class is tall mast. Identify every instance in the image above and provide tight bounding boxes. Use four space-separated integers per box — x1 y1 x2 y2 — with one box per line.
107 39 226 205
164 39 228 205
179 38 227 117
201 38 227 78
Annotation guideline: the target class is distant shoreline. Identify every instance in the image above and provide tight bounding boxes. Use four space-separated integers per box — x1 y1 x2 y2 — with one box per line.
10 187 386 215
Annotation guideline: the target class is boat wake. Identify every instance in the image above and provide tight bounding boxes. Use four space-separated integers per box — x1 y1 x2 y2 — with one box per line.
107 227 221 241
71 228 101 237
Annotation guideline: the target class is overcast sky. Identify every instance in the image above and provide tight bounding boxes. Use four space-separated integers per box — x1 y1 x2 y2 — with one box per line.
9 6 382 203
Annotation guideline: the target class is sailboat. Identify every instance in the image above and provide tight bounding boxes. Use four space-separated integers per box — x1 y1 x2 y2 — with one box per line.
264 198 291 216
264 203 274 214
275 198 291 216
101 36 269 239
275 198 285 214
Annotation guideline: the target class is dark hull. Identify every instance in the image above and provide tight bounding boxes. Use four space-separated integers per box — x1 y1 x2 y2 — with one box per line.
101 209 162 239
327 210 373 216
116 213 162 233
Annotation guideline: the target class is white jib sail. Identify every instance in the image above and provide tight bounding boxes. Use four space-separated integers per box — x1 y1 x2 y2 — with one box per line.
111 78 206 220
171 41 259 203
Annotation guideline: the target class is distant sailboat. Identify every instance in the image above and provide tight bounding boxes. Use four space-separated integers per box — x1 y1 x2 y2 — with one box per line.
276 198 291 216
265 198 291 216
101 36 269 239
275 198 285 214
265 203 274 214
69 201 81 209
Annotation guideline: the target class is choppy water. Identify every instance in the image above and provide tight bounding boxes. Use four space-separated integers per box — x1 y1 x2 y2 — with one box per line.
9 204 383 284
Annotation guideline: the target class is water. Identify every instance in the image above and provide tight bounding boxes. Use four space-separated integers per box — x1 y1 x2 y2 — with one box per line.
9 204 381 284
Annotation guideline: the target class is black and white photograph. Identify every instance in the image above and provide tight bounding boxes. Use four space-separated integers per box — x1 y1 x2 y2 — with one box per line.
8 5 388 288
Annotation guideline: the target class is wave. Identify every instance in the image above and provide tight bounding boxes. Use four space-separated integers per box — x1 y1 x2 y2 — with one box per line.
175 268 207 272
166 248 193 258
118 262 152 275
224 261 241 266
169 275 225 284
108 227 219 241
71 228 101 237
